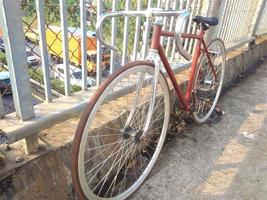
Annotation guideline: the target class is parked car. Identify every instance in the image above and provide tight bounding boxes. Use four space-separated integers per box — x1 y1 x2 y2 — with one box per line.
0 71 11 95
26 50 40 66
55 64 96 88
0 37 5 53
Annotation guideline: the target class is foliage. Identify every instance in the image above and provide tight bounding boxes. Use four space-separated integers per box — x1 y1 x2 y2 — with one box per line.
21 0 80 27
0 52 6 65
28 67 81 95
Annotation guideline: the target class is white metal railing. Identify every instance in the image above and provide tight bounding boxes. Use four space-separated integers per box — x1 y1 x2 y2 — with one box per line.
0 0 267 147
257 0 267 35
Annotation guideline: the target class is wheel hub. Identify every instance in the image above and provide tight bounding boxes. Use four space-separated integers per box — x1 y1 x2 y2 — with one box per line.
121 126 143 143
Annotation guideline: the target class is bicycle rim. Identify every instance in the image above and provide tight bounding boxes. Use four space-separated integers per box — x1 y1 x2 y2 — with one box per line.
192 38 226 123
72 61 170 200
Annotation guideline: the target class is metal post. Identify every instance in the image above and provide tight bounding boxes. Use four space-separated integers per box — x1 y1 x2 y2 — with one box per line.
36 0 52 102
59 0 71 95
122 0 130 65
251 0 267 37
96 0 103 85
141 0 152 59
206 0 222 41
110 0 118 73
80 0 87 90
0 0 34 120
132 0 142 61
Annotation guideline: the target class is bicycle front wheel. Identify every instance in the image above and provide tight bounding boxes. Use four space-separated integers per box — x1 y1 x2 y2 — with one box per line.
192 38 226 123
72 61 170 200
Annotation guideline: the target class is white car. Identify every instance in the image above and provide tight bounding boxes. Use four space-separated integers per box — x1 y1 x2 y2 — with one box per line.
26 50 40 66
0 71 11 94
55 64 96 88
0 37 5 52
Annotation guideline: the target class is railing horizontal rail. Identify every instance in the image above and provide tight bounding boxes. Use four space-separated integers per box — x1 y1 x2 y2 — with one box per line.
0 0 267 149
0 61 189 144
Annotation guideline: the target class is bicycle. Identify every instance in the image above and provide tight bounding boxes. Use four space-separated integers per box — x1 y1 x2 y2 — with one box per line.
71 9 226 200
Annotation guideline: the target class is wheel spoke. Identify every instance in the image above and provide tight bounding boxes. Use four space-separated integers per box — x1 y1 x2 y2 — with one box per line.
193 39 225 123
74 64 170 199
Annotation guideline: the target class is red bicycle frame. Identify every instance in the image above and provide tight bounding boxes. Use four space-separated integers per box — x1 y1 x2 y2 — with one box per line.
150 23 217 111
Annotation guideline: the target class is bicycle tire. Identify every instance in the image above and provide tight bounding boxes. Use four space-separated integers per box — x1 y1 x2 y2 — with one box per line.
192 38 226 123
71 61 170 200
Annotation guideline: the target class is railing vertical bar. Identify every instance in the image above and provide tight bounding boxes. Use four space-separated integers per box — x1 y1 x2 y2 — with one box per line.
234 0 242 42
184 0 197 51
0 0 34 120
132 0 142 61
257 3 267 34
251 0 267 36
171 0 186 62
188 0 202 54
217 0 229 38
225 0 238 41
156 0 162 9
122 0 130 65
110 0 118 74
160 0 171 45
96 0 103 85
246 0 254 39
237 0 247 40
36 0 52 102
245 0 254 37
224 0 236 42
165 0 178 57
141 0 152 60
221 0 233 43
59 0 71 95
233 1 243 39
0 95 4 119
80 0 87 90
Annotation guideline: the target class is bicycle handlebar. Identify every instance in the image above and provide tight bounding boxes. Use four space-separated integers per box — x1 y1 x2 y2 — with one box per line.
96 9 190 59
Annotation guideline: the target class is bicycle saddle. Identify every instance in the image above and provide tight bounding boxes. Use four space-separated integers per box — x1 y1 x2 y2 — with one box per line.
193 16 219 26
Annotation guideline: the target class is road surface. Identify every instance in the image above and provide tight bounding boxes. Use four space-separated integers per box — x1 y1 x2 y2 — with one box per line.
131 58 267 200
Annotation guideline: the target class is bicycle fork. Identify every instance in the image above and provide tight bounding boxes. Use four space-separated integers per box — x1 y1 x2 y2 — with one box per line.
122 50 162 140
142 50 162 138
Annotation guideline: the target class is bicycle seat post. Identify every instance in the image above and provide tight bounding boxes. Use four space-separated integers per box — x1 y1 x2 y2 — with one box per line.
150 18 163 50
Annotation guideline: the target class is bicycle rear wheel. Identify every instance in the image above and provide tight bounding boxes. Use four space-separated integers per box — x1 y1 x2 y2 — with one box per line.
72 61 170 200
192 38 226 123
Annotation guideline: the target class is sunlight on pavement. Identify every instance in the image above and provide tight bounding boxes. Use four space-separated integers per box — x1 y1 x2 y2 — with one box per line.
238 104 267 138
197 103 267 196
216 139 249 165
199 168 238 195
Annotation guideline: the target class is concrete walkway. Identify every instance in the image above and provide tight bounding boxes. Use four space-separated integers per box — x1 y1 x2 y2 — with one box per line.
132 58 267 200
